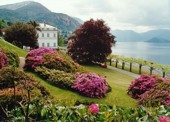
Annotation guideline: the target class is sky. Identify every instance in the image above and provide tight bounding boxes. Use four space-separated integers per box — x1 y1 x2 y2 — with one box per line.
0 0 170 32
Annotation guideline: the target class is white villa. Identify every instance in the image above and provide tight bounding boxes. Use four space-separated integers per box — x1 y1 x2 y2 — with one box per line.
37 23 58 48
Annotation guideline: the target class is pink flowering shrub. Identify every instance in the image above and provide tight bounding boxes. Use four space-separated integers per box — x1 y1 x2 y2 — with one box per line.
88 104 99 114
138 78 170 106
0 50 8 69
128 74 157 99
26 47 56 57
72 73 109 98
159 116 170 122
24 47 56 70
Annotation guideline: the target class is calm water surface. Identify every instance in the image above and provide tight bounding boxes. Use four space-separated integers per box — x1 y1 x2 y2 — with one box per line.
112 42 170 65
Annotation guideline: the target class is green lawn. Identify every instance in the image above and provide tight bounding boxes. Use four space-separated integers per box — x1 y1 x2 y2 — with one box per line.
28 65 137 108
0 39 27 57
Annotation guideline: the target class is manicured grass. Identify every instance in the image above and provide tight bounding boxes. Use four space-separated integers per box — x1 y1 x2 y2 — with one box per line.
28 65 137 108
0 39 27 57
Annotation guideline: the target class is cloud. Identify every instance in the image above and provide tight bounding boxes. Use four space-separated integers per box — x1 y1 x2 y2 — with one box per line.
0 0 170 32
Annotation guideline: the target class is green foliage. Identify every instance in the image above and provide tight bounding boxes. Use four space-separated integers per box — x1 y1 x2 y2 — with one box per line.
4 22 38 48
35 66 75 89
0 67 50 96
0 19 9 29
2 97 170 121
58 35 65 47
1 48 20 67
67 19 116 64
0 67 25 89
42 52 84 73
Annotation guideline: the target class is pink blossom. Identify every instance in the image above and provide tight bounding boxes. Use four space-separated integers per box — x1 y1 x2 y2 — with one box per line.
159 116 170 122
88 104 99 114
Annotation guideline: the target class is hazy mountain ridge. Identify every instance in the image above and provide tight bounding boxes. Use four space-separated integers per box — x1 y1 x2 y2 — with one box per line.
112 29 170 42
146 37 170 43
0 1 33 10
0 1 80 31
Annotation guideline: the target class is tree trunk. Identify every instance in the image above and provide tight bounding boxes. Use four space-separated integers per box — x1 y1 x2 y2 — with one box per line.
115 60 118 68
130 62 132 72
139 64 142 74
110 59 112 66
149 67 153 76
122 62 125 70
163 72 166 78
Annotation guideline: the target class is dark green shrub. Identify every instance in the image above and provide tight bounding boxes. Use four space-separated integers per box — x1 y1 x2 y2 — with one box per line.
42 52 83 73
0 67 25 89
0 67 50 97
35 66 75 89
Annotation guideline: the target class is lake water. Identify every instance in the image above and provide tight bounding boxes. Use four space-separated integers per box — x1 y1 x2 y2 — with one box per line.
112 42 170 65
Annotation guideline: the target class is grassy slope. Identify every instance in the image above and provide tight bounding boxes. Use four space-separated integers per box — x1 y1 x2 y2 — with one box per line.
28 65 137 108
0 39 27 57
0 40 136 107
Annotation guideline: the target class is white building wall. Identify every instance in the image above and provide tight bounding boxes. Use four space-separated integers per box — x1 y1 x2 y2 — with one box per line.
37 23 58 48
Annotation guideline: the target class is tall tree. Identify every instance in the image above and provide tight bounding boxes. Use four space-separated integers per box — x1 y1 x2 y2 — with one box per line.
67 19 115 64
27 20 40 29
0 19 8 29
4 22 38 48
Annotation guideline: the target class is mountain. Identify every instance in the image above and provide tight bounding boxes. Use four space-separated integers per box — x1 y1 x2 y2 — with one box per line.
146 37 170 43
0 9 28 22
0 1 80 32
112 29 170 42
112 30 142 41
72 17 84 24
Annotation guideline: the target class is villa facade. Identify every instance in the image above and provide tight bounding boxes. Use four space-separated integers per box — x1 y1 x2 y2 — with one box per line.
37 23 58 48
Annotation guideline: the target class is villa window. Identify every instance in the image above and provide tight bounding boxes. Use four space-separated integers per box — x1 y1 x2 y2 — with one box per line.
53 43 56 47
42 43 45 47
47 33 49 37
54 33 56 37
42 33 44 37
47 43 50 47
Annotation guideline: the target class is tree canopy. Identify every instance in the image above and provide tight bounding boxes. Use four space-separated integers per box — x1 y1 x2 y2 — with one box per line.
67 19 115 64
4 22 38 48
0 19 8 29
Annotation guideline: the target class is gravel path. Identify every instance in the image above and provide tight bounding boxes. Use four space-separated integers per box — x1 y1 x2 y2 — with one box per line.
107 65 140 78
19 57 25 70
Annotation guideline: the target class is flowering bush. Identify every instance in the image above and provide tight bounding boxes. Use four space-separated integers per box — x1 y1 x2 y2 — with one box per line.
1 48 20 67
128 74 157 99
24 47 56 71
0 50 8 69
26 47 56 57
72 73 109 98
138 78 170 106
89 104 99 114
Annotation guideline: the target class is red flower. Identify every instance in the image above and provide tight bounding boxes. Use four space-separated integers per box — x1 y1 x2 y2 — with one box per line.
88 104 99 114
159 116 170 122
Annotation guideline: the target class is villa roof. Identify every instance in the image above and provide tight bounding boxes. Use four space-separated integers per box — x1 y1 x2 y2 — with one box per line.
39 23 58 30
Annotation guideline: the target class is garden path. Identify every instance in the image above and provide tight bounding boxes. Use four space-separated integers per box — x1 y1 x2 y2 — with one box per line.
107 65 140 78
19 57 25 70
